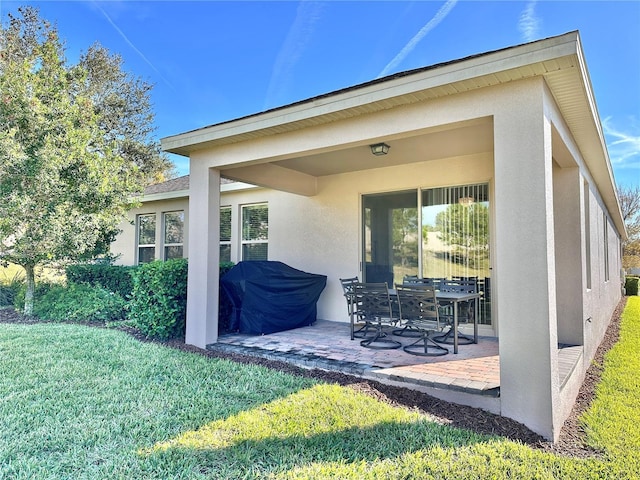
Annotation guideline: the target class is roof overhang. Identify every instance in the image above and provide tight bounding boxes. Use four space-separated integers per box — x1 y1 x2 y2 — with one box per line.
161 31 625 237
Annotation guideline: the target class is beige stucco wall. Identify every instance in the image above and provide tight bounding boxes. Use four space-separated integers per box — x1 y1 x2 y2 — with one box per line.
266 153 494 327
110 197 189 265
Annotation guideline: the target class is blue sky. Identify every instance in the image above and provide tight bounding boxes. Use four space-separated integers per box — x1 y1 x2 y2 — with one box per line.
2 1 639 187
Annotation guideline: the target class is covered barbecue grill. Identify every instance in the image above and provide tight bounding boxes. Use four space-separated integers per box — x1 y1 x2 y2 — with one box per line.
221 261 327 334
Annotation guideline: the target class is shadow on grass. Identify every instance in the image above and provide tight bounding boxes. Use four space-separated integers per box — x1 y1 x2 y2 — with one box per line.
139 383 489 476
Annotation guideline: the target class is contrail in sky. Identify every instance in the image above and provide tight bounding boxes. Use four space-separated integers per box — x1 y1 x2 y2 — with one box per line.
518 1 541 42
603 116 640 170
263 1 325 111
377 0 458 78
93 1 174 90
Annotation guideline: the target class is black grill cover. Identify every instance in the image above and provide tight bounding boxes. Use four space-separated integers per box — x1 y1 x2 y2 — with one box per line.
221 261 327 335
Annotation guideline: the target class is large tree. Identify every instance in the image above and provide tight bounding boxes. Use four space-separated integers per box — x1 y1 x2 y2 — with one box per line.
619 184 640 270
0 7 172 314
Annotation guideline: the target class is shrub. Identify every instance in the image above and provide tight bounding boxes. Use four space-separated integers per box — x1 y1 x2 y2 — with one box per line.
65 263 138 298
218 262 235 333
33 284 126 322
0 271 24 307
14 281 56 313
626 276 639 296
127 260 235 339
128 259 188 340
0 285 19 307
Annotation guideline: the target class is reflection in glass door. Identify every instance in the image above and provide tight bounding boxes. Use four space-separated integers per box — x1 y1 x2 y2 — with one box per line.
363 184 491 325
363 191 418 287
422 184 491 325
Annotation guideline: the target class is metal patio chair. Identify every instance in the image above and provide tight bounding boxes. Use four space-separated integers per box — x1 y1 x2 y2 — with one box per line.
353 282 401 349
403 275 446 290
395 284 448 356
340 276 375 340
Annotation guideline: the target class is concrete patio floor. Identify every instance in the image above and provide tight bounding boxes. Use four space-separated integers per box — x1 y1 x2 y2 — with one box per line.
209 319 501 412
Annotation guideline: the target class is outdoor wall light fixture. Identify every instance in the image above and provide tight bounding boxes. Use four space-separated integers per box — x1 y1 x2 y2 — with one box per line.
370 142 390 156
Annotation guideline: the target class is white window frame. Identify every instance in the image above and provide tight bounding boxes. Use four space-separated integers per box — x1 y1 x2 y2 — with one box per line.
241 203 269 261
136 213 156 264
162 210 184 260
220 206 232 263
584 180 592 290
603 212 610 282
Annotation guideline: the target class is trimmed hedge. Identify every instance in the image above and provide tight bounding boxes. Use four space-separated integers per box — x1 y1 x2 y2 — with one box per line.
125 259 235 340
128 259 189 340
33 284 126 322
626 276 639 296
65 264 138 298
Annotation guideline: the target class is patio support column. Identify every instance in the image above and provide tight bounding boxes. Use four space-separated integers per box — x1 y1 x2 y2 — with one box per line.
185 165 221 349
493 81 560 440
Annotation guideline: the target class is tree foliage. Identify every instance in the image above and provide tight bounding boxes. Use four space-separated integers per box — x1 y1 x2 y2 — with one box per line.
435 203 490 268
76 43 174 184
619 184 640 269
0 7 172 313
435 203 489 249
392 207 418 271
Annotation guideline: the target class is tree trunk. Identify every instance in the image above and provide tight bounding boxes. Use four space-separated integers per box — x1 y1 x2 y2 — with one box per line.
24 265 36 316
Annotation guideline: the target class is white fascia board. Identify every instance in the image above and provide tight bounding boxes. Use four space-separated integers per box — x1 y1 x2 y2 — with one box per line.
221 182 261 192
132 182 260 204
133 189 189 203
573 36 626 237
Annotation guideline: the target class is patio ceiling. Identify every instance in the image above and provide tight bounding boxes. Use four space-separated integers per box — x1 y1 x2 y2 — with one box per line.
212 118 492 183
268 119 494 178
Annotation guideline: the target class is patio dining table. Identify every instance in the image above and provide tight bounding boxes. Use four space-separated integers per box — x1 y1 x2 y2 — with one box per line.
432 290 482 354
389 287 481 354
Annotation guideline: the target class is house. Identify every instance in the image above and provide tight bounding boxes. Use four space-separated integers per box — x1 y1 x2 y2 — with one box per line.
112 32 626 441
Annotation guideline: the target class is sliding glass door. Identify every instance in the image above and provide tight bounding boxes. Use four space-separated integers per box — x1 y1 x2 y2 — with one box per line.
363 183 492 325
363 190 419 286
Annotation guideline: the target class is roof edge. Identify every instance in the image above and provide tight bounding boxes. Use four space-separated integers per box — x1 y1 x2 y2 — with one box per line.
162 32 580 156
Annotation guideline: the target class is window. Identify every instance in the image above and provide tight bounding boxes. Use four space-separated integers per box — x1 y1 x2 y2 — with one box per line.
421 184 490 282
220 206 232 263
163 211 184 260
604 212 610 282
137 214 156 263
584 181 592 289
241 203 268 260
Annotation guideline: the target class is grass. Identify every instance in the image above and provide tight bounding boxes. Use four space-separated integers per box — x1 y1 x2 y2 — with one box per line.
1 299 639 479
0 262 64 285
581 296 640 469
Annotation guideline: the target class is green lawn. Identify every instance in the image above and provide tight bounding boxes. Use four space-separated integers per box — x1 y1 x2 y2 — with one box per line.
1 299 639 479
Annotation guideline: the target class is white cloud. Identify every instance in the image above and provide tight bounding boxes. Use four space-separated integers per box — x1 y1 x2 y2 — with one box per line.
518 1 540 43
377 0 458 78
263 1 326 111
